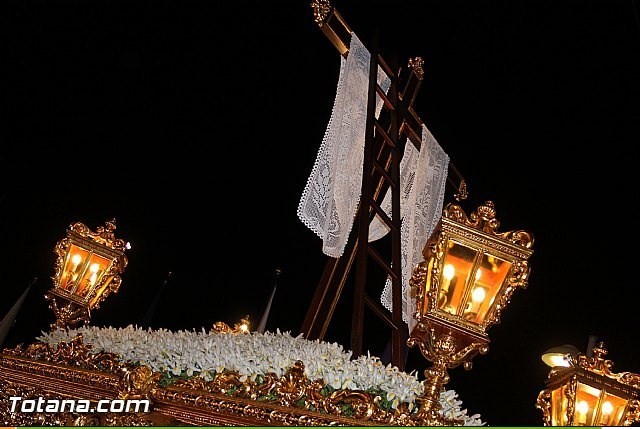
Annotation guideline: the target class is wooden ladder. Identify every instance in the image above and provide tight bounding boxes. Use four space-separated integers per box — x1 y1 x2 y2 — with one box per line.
302 0 465 371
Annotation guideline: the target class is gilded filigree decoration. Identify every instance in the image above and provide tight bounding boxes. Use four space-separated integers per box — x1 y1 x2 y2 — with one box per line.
535 389 551 426
310 0 332 27
407 329 486 371
618 372 640 389
576 341 615 375
408 56 424 80
443 201 534 249
563 376 577 424
407 329 484 426
170 359 425 425
2 334 124 374
3 334 163 402
576 342 640 389
152 385 363 426
118 365 162 400
211 315 251 334
69 219 127 251
45 296 91 331
624 399 640 426
454 180 468 201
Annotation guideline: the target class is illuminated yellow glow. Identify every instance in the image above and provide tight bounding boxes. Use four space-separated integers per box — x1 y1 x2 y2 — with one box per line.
89 272 97 285
602 401 613 415
443 264 455 281
71 254 82 265
89 263 100 273
240 323 249 332
471 287 486 304
475 269 482 280
545 354 571 367
576 400 589 415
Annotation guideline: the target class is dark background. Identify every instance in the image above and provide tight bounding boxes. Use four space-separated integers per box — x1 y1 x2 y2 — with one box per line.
2 0 640 425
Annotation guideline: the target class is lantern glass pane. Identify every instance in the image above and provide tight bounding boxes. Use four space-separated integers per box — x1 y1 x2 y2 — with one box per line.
74 254 111 298
462 253 512 324
551 386 568 426
60 244 90 291
574 382 601 426
595 392 628 426
438 240 478 316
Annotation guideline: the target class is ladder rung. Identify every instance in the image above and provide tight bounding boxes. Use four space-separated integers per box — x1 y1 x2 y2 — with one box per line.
400 121 421 151
367 245 398 280
372 158 397 188
364 294 400 330
369 198 396 232
376 85 395 111
374 120 396 148
377 54 395 79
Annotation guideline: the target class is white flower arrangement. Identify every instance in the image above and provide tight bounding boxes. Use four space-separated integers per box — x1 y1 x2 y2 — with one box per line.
38 325 484 425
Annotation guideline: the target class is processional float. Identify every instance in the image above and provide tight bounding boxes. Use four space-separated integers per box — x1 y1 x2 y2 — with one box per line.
4 1 633 427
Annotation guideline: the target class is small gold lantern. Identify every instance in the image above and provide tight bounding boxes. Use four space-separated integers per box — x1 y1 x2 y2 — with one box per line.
536 342 640 426
45 219 129 330
407 201 534 424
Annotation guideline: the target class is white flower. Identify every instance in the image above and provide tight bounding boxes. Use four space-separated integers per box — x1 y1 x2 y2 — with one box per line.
38 326 484 425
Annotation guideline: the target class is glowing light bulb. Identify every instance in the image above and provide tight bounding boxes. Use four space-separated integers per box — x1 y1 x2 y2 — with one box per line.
576 400 589 424
88 263 100 286
71 254 82 266
577 401 589 414
599 400 613 425
68 254 83 284
443 264 455 281
240 323 248 332
547 354 571 367
475 269 482 280
471 287 486 304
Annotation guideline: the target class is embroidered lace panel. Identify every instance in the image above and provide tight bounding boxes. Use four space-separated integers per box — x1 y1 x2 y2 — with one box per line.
379 125 449 330
297 32 390 258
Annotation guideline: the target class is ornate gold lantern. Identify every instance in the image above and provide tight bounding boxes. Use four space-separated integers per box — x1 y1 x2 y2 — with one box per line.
536 342 640 426
45 219 129 330
407 201 534 424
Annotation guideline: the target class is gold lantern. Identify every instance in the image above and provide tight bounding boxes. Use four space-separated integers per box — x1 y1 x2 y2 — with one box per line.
45 219 129 330
407 201 534 425
536 342 640 426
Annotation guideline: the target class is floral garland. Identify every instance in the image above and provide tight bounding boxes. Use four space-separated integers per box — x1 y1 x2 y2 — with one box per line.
39 325 483 425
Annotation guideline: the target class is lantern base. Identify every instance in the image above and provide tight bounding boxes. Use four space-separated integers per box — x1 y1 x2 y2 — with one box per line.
408 324 489 426
45 293 90 331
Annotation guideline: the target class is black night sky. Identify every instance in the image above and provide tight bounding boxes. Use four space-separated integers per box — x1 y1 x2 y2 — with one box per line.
2 1 640 426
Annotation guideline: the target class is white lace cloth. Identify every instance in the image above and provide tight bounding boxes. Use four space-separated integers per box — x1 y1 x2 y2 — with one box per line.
368 139 420 241
297 32 448 331
379 125 449 331
297 33 390 258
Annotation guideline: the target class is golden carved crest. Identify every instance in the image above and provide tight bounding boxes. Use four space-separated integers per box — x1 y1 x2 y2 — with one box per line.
444 201 534 249
3 334 123 373
310 0 332 27
408 56 424 80
575 342 640 389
